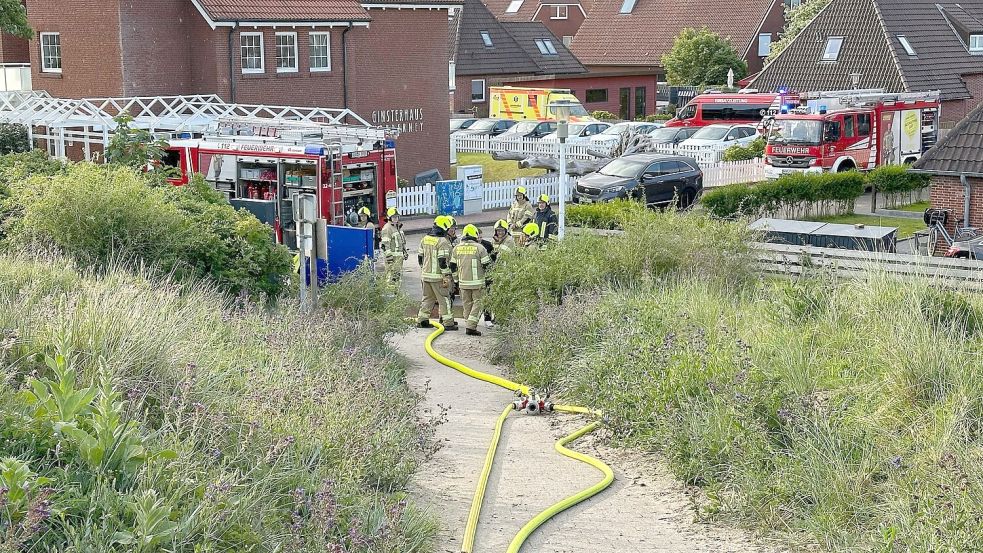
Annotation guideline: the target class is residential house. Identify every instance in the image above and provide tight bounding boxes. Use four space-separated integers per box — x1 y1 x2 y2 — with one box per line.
750 0 983 123
24 0 458 178
481 0 594 46
912 101 983 254
452 0 586 116
513 0 787 120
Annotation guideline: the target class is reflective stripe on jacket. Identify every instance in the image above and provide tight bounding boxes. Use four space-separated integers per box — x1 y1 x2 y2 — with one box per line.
380 222 406 257
450 240 492 289
419 234 452 282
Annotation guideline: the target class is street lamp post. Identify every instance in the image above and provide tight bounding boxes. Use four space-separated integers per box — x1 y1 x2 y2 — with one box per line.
548 99 573 239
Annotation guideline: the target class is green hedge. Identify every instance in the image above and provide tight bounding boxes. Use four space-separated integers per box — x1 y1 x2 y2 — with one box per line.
702 171 865 219
722 137 765 162
567 200 649 229
866 164 931 208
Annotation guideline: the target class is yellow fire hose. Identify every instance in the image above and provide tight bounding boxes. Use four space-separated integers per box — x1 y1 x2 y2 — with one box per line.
423 321 614 553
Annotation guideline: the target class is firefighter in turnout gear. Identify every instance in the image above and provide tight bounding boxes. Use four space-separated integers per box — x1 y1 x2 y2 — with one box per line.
534 193 559 244
491 219 515 255
451 224 493 336
417 216 457 330
380 207 407 285
507 187 535 240
354 206 380 250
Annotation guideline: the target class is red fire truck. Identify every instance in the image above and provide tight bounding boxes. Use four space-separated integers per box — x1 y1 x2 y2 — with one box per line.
164 118 397 247
664 91 798 128
764 90 940 179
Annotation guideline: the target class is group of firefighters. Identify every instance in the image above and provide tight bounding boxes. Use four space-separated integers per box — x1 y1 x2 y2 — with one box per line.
374 186 559 337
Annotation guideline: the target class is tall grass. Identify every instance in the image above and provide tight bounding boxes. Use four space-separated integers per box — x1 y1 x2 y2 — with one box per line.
0 251 436 552
492 271 983 549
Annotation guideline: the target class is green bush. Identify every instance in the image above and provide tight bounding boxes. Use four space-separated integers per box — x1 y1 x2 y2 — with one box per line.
567 200 649 229
0 123 30 155
641 113 674 122
722 137 765 161
866 165 930 208
485 209 754 322
5 163 291 298
0 252 437 552
701 171 865 219
492 272 983 550
591 110 617 120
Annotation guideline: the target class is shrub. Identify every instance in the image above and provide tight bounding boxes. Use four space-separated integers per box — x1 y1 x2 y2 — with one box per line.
700 171 865 219
866 164 930 208
0 123 30 154
0 252 437 552
6 163 291 298
722 137 765 161
485 209 754 322
492 272 983 550
641 113 674 122
567 200 649 229
591 110 617 120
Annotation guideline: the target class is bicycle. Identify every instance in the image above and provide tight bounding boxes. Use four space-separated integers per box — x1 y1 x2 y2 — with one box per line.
924 208 979 254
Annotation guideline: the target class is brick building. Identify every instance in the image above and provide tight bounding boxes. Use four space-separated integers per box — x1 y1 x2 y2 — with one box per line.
481 0 593 46
511 0 786 120
912 101 983 254
24 0 457 178
750 0 983 124
451 0 585 115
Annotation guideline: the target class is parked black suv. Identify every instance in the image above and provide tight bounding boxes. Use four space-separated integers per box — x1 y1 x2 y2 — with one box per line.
572 153 703 208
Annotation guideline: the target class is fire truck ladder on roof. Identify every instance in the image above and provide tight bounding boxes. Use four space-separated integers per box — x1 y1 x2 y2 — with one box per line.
0 91 397 160
804 89 941 106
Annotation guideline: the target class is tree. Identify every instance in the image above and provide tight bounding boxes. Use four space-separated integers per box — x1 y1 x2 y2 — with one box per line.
661 27 747 88
106 113 170 172
768 0 832 61
0 0 32 40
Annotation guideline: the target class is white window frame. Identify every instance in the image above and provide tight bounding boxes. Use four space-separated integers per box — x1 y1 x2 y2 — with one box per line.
552 5 569 19
309 31 331 72
506 0 524 13
822 36 844 61
39 32 62 74
275 32 298 73
480 31 493 47
970 34 983 52
897 35 916 56
619 0 637 14
472 79 486 103
757 33 772 57
240 32 265 74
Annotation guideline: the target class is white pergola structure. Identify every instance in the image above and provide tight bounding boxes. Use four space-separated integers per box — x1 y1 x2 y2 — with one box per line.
0 91 393 160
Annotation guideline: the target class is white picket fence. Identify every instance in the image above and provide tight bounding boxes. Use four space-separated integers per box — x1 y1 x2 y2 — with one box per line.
397 176 567 216
396 159 762 216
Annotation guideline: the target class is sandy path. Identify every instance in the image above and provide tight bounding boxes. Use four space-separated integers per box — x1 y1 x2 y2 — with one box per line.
392 231 778 553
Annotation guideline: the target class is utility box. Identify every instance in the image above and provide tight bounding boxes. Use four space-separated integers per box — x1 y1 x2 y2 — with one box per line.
458 165 484 215
749 218 827 246
808 222 897 252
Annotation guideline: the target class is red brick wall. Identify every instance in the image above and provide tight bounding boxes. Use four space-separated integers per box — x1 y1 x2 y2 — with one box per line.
513 72 662 118
930 174 983 255
454 74 510 116
532 4 585 42
119 0 194 95
940 74 983 124
745 0 785 76
349 8 450 179
26 0 125 97
0 33 29 64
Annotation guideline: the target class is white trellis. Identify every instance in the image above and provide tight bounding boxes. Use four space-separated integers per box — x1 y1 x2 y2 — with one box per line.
0 91 394 161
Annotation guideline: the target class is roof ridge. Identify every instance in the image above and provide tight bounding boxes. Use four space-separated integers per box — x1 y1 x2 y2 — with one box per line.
871 0 909 92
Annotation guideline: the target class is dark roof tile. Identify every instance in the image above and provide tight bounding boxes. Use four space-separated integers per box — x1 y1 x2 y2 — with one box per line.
456 0 543 75
503 21 585 74
912 101 983 174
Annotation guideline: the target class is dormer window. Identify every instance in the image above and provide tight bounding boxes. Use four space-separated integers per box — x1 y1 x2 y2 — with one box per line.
971 34 983 52
619 0 638 14
822 36 844 61
897 35 916 56
480 31 493 47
